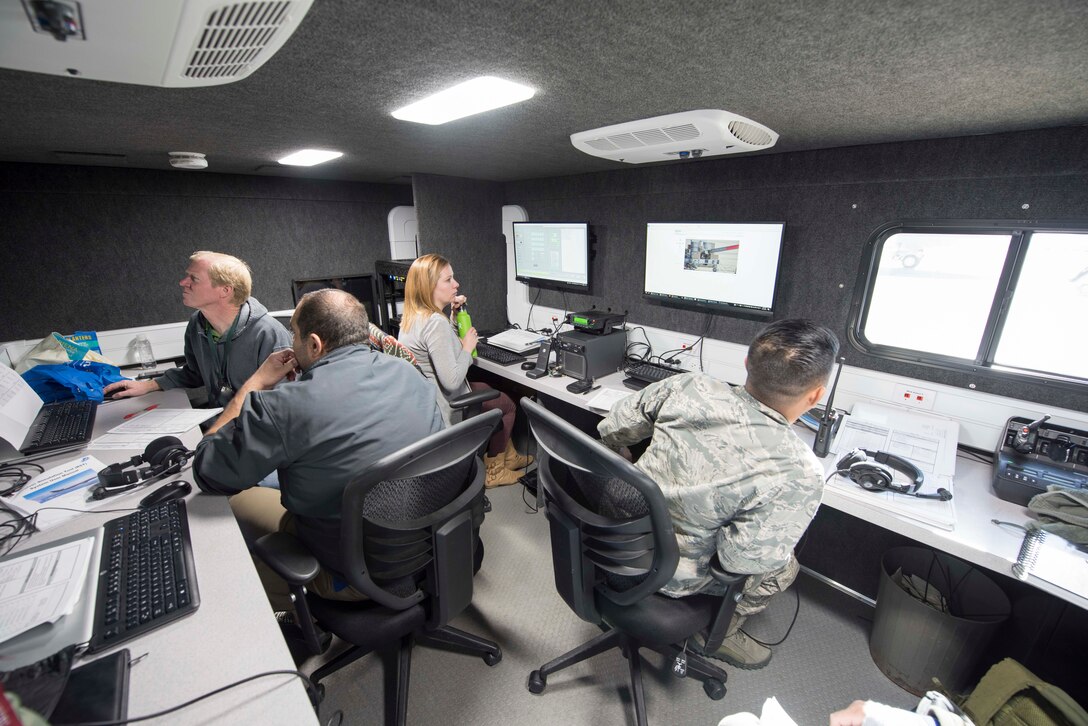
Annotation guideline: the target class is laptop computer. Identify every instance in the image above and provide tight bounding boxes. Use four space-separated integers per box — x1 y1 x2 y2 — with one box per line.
485 328 546 354
0 365 98 462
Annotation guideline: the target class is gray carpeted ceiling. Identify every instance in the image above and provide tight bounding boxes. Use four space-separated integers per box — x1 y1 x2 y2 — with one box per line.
1 0 1086 183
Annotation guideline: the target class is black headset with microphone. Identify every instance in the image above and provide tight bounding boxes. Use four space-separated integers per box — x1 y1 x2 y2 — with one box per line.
92 436 194 500
835 448 952 501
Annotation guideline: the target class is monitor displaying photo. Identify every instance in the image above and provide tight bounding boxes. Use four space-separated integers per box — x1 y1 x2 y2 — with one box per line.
643 222 785 318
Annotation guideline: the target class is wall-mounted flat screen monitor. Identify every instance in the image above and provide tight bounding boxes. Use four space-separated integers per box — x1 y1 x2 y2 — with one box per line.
512 221 592 293
291 273 380 327
643 222 785 318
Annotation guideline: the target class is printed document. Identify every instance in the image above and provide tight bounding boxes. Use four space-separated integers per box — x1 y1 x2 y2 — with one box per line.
0 364 43 450
587 388 633 413
829 402 959 530
108 408 221 435
0 536 94 645
6 455 109 530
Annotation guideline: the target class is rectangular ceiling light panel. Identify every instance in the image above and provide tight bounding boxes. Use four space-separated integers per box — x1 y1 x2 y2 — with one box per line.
392 76 535 125
278 149 343 166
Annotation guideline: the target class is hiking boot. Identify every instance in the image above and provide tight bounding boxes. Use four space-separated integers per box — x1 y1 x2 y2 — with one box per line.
503 439 534 471
484 454 521 488
699 629 772 670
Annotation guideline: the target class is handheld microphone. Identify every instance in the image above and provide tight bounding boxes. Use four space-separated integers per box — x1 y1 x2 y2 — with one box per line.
813 357 845 458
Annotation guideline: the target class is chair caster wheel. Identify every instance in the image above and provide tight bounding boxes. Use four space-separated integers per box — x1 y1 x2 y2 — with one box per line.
527 670 547 694
484 649 502 666
483 495 492 513
703 678 726 700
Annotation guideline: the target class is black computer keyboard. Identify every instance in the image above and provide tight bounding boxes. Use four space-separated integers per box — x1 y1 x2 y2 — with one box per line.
624 361 685 384
23 399 97 454
90 500 199 651
476 341 527 366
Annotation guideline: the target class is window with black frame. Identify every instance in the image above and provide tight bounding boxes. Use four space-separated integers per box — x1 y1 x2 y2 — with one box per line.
848 220 1088 388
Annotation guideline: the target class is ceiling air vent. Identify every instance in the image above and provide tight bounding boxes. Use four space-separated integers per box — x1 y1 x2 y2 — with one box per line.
0 0 313 87
571 110 778 164
183 1 296 80
729 120 774 147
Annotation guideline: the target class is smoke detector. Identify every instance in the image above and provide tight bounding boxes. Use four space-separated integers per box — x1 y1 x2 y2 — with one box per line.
169 152 208 170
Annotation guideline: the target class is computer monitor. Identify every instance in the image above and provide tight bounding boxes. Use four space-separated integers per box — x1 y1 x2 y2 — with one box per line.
290 273 380 325
643 221 785 319
512 221 592 293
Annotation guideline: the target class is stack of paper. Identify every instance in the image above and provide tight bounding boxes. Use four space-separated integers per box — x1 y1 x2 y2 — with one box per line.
828 402 959 530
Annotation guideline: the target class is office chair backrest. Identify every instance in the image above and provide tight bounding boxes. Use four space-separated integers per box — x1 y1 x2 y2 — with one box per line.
521 399 679 622
339 408 502 628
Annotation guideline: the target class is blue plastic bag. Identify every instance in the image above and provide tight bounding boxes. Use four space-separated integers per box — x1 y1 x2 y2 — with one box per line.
21 361 127 403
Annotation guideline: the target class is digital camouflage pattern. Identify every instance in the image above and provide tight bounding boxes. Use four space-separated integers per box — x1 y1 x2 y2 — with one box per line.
597 373 824 597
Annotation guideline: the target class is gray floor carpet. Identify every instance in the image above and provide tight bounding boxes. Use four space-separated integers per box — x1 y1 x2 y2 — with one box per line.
310 484 912 725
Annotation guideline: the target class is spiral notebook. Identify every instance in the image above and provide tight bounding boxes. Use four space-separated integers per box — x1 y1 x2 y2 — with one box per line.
1012 529 1088 599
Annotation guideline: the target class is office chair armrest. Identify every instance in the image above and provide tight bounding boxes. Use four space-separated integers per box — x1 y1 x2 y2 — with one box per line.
449 388 499 411
703 557 748 653
253 532 322 586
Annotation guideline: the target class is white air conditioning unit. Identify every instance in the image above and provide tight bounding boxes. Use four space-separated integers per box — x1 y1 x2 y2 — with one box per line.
0 0 313 87
570 109 778 164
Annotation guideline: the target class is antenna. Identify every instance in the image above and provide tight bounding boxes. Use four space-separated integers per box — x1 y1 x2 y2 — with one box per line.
812 357 845 458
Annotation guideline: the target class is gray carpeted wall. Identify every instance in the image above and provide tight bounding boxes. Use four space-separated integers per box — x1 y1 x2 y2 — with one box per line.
0 163 412 341
2 126 1085 410
503 126 1088 409
413 173 507 333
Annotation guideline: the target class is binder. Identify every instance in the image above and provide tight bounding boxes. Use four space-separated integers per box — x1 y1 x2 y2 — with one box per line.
1012 528 1088 599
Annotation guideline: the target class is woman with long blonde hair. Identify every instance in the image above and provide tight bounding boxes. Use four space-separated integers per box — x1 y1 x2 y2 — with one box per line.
398 254 531 487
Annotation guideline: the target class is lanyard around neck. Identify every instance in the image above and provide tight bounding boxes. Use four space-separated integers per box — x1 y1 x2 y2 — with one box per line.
205 311 240 385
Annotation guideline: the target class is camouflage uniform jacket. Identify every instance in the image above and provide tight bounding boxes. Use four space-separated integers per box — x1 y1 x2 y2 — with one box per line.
597 373 824 597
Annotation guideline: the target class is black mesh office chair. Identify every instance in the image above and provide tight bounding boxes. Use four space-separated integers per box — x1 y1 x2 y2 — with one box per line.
520 398 747 726
253 409 504 725
450 387 501 512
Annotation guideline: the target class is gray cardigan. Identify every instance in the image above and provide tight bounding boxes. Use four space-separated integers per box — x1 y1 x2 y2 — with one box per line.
397 311 472 425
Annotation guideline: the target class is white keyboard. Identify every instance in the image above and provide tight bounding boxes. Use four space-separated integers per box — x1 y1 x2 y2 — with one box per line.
486 329 546 353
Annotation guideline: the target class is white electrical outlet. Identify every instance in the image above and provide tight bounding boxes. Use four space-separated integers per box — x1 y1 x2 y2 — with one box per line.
678 354 700 371
892 384 936 410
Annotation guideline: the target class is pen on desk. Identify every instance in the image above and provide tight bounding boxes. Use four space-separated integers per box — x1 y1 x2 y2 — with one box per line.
123 404 159 420
582 385 601 395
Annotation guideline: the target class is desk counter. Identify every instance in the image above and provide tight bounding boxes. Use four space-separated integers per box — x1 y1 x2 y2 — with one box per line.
2 390 318 725
475 357 1088 611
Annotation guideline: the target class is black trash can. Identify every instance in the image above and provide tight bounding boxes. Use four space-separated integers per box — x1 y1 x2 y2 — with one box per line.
870 547 1010 696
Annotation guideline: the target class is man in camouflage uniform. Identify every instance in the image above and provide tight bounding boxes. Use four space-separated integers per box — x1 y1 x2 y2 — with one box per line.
598 318 839 669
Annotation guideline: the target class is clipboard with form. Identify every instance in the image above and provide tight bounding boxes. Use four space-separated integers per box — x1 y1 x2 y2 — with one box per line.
829 402 959 530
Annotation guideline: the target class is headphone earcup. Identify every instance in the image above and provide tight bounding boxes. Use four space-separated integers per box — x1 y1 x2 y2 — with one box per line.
144 436 186 467
97 462 139 487
836 449 866 470
848 462 893 492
